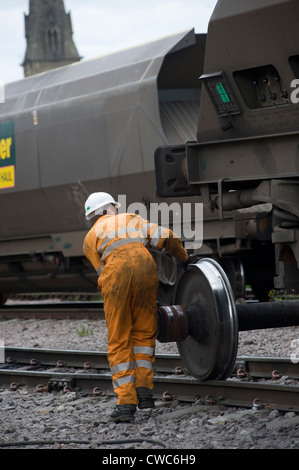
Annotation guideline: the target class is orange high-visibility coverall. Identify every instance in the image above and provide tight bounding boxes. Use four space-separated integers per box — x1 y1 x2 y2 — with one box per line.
83 213 188 405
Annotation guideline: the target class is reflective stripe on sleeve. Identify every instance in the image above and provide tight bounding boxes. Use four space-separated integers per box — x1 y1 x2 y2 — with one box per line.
142 223 155 240
150 226 165 247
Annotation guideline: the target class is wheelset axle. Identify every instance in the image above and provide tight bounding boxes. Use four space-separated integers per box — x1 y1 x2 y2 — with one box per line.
157 258 299 381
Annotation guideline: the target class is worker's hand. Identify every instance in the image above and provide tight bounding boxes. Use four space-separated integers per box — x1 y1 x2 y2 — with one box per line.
182 254 197 271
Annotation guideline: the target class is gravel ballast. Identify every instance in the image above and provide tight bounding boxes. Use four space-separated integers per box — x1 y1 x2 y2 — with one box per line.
1 317 299 450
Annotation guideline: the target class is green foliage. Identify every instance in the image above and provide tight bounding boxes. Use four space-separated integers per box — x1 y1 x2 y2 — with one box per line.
75 323 94 337
268 289 299 302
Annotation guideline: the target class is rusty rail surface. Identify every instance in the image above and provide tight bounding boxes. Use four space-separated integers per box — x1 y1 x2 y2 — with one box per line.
0 302 105 320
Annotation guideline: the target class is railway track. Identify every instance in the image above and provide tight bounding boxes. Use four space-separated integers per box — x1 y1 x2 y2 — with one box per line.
1 347 299 412
2 296 299 413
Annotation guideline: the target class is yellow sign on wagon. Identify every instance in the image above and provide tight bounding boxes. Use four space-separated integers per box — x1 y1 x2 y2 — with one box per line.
0 165 15 189
0 120 15 189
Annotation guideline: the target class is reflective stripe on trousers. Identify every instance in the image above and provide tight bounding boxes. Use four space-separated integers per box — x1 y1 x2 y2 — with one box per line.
111 355 154 390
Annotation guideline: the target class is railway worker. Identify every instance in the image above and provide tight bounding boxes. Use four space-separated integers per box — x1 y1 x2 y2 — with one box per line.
83 192 189 423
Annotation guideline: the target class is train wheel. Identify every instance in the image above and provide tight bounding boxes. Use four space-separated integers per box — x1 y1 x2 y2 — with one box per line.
173 258 238 380
219 258 246 300
0 293 8 306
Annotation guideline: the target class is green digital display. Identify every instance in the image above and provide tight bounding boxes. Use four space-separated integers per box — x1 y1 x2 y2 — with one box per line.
216 82 231 103
200 72 241 116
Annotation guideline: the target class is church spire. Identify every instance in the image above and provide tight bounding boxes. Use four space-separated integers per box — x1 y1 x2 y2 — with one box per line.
23 0 81 77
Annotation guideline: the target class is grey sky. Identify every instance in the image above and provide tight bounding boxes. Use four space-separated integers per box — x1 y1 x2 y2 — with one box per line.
0 0 218 84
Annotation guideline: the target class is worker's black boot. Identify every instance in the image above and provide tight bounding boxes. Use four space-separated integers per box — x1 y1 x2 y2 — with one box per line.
137 387 155 409
109 404 136 423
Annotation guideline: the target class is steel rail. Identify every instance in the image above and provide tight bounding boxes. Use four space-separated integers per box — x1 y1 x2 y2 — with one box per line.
1 348 299 412
0 303 105 320
3 347 299 378
235 356 299 379
153 376 299 412
3 347 183 373
1 365 299 412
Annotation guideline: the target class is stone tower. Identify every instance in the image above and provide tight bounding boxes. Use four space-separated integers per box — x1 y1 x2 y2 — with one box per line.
23 0 81 77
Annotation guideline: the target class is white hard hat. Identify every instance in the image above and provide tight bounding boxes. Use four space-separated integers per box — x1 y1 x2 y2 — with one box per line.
84 192 121 220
